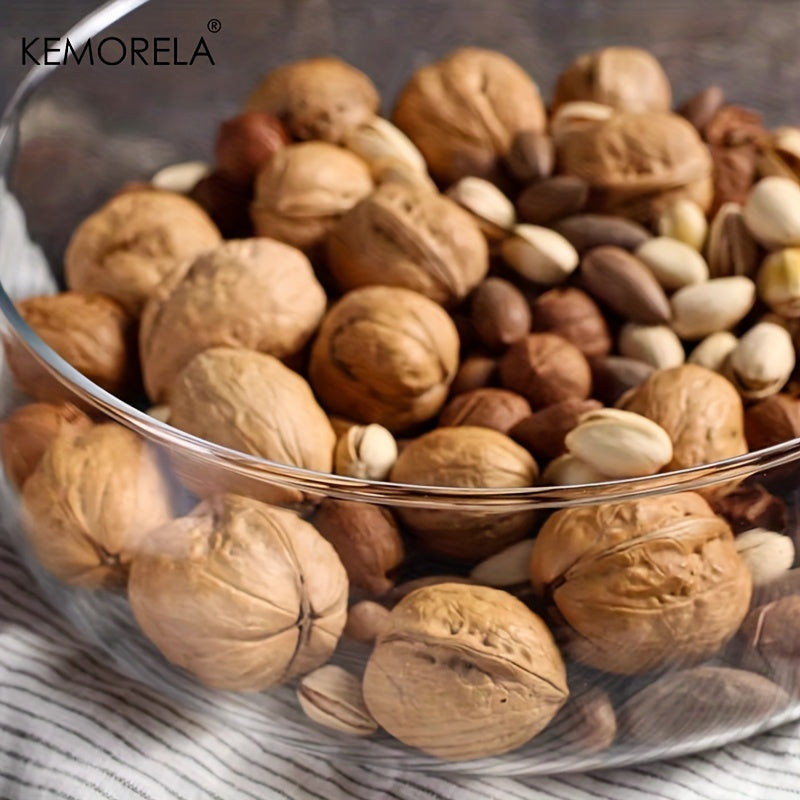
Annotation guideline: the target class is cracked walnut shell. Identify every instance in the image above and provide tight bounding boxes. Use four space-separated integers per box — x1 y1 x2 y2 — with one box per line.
128 494 348 691
362 582 568 760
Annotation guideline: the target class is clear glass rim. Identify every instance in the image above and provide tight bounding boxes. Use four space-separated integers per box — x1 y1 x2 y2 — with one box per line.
2 0 800 512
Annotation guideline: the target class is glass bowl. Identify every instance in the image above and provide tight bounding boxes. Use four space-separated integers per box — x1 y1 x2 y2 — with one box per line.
2 0 800 776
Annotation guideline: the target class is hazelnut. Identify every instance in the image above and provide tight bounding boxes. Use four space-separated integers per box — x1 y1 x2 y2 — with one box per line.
498 333 592 409
530 287 612 358
312 499 404 597
438 388 531 434
21 423 173 588
327 181 488 306
7 291 137 401
214 111 289 185
128 494 348 690
745 393 800 451
245 57 380 143
309 286 459 432
188 170 253 239
250 141 374 255
0 402 92 490
139 238 326 403
64 189 222 316
530 493 752 674
470 277 532 350
390 426 539 560
392 47 546 184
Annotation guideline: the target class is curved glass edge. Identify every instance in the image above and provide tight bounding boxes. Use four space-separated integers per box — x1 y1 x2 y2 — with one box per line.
1 0 800 511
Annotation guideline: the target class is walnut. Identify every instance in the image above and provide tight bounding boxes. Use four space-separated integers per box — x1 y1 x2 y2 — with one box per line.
139 239 326 403
245 57 380 143
64 189 222 316
327 182 488 306
530 493 752 674
389 426 539 560
557 112 713 223
20 423 173 588
619 364 748 470
128 494 348 691
168 347 335 504
392 47 546 184
250 141 374 255
7 291 138 402
308 286 459 432
553 47 672 113
362 583 568 760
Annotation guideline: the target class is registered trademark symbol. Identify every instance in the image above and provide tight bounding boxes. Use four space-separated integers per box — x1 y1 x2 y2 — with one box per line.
207 18 221 33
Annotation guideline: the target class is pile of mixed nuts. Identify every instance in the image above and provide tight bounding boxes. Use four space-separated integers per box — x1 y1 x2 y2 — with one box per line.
5 44 800 761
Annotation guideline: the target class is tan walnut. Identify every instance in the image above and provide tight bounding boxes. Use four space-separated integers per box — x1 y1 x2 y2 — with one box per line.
309 286 459 432
530 492 752 674
128 494 348 691
392 47 546 184
362 583 568 760
390 426 539 560
327 182 488 306
64 189 222 316
21 423 173 589
139 238 326 403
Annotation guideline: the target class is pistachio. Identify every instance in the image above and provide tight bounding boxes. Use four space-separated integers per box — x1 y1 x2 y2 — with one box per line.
669 276 756 340
150 161 210 194
734 529 795 586
343 116 428 179
447 177 516 236
564 408 673 479
501 224 579 285
706 202 761 279
757 247 800 317
743 176 800 249
298 665 378 736
334 423 398 481
634 236 709 290
469 538 536 588
618 323 686 370
688 331 739 373
549 101 615 143
725 322 795 400
657 199 708 251
542 453 608 486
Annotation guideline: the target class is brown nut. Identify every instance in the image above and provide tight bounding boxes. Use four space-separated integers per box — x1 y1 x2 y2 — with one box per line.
450 355 498 396
188 170 253 239
7 291 137 401
499 333 592 410
21 423 173 588
547 688 617 754
214 111 289 185
362 583 568 760
530 493 752 674
438 388 532 434
245 57 379 143
64 189 222 316
552 214 652 255
344 600 391 644
553 46 672 113
745 393 800 451
0 402 92 490
309 286 459 433
516 176 589 226
139 239 326 403
250 141 374 255
327 181 488 306
312 499 404 598
128 494 347 691
706 481 788 535
589 355 655 406
470 277 532 350
530 287 612 358
390 426 538 561
619 364 748 470
679 85 725 134
392 47 546 184
505 130 555 183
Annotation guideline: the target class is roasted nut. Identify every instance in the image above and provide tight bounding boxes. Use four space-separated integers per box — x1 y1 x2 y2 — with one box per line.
250 141 374 255
725 322 795 400
589 355 654 406
743 176 800 249
552 214 651 255
620 364 748 470
214 111 289 185
343 116 428 180
499 333 592 409
139 239 326 403
757 247 800 317
344 600 390 644
362 583 568 760
447 177 516 237
245 57 379 143
657 199 708 251
688 331 739 373
8 291 137 401
469 539 535 588
439 388 531 434
129 494 347 690
312 499 404 597
501 225 579 285
392 47 546 184
21 423 173 588
390 426 538 560
470 277 532 350
669 276 756 339
451 355 498 395
634 237 709 290
744 393 800 451
150 161 210 194
64 189 221 316
542 453 608 486
505 130 554 183
706 481 788 535
516 176 589 226
333 424 397 481
309 286 459 432
188 170 253 239
327 181 488 305
298 665 378 736
618 323 686 370
0 402 92 490
553 46 672 113
510 397 603 460
679 85 726 134
735 529 795 586
709 143 760 214
530 493 752 674
530 287 612 358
